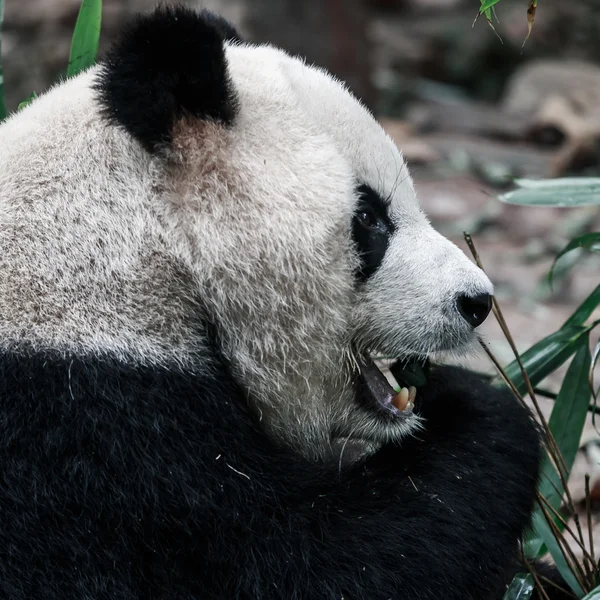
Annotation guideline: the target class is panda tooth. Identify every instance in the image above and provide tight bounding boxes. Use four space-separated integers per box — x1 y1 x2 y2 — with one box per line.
408 386 417 404
392 387 410 411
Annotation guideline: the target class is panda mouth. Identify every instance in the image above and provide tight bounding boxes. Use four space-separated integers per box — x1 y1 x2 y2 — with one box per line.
356 354 430 416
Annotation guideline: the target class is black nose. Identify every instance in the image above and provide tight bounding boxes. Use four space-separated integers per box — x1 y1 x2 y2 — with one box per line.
456 293 493 328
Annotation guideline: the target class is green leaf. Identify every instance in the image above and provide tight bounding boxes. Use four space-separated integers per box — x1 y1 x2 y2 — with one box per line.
67 0 102 78
522 535 546 558
501 325 589 395
502 573 534 600
539 338 592 508
549 233 600 283
480 0 502 14
0 0 7 121
530 512 585 597
501 285 600 394
526 337 592 562
500 178 600 207
591 339 600 425
563 284 600 329
592 339 600 389
592 340 600 381
582 585 600 600
17 91 37 112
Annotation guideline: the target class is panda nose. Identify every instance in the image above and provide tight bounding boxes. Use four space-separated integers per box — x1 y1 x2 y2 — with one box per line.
456 293 493 328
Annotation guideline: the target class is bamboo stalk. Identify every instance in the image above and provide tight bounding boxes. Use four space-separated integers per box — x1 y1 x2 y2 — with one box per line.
465 232 588 557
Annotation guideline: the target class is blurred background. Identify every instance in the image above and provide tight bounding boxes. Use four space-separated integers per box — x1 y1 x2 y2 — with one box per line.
3 0 600 557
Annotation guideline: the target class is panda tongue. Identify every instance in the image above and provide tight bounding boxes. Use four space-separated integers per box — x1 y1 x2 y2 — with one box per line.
357 354 406 411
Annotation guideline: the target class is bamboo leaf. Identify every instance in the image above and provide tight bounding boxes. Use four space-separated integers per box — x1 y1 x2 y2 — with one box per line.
502 573 534 600
501 285 600 393
500 178 600 207
592 339 600 425
592 340 600 382
592 339 600 398
67 0 102 78
562 284 600 329
526 338 592 564
549 233 600 283
510 178 600 190
17 91 37 112
522 536 546 558
501 325 589 395
582 585 600 600
538 338 592 508
480 0 502 14
530 512 585 597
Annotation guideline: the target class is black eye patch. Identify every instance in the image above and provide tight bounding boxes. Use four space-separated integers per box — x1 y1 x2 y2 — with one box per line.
352 184 395 282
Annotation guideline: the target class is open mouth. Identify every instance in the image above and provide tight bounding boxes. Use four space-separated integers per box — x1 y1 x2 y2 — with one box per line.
356 353 431 416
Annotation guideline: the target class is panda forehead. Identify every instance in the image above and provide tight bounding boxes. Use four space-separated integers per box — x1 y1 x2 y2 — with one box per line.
225 43 419 214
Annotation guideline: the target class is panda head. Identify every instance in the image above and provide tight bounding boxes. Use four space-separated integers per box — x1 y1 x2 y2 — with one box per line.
0 6 492 463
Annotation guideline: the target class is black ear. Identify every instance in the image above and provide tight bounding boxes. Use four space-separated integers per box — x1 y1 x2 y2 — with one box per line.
95 5 241 154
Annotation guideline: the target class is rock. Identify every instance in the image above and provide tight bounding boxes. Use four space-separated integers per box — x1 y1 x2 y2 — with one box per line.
503 60 600 173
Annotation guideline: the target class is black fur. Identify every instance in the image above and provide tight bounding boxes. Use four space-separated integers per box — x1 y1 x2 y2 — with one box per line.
0 349 562 599
201 10 243 44
95 6 240 153
352 184 396 281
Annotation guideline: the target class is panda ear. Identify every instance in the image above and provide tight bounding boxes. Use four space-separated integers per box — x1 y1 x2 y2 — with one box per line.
95 5 240 154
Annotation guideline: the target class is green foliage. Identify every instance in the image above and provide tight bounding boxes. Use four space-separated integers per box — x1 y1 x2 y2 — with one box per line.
479 0 495 22
17 91 37 111
525 339 593 569
592 341 600 404
550 233 600 284
500 323 593 396
563 285 600 329
500 178 600 208
479 0 502 15
477 0 537 41
503 573 534 600
540 340 593 506
67 0 102 77
531 509 586 597
500 177 600 599
582 586 600 600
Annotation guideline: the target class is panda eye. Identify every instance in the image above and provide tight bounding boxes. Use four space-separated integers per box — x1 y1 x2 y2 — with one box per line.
355 209 377 229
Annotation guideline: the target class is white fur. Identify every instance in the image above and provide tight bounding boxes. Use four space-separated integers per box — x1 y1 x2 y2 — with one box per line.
0 39 492 459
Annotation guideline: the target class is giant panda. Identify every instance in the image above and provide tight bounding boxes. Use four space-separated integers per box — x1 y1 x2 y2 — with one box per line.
0 5 568 600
